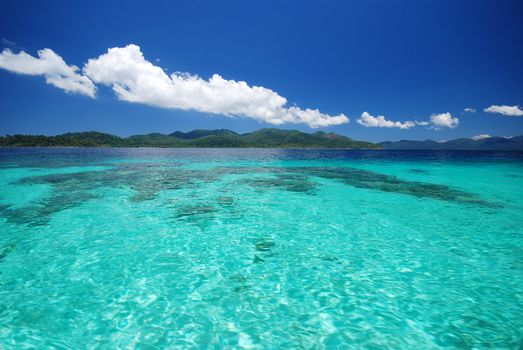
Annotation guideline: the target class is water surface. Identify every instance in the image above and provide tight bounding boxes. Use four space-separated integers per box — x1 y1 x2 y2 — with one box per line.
1 148 522 349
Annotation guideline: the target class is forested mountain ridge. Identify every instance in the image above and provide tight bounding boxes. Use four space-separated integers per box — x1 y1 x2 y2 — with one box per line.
0 129 380 149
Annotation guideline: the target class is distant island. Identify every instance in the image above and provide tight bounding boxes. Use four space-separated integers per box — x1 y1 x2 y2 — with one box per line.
0 129 380 149
2 129 522 150
380 136 523 151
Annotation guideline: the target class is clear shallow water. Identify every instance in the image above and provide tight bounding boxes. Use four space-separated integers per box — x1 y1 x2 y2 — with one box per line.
0 148 522 349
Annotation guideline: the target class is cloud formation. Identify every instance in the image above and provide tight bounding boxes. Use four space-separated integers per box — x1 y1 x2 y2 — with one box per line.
355 111 462 130
464 107 476 113
430 112 459 129
484 105 523 116
356 111 415 129
470 134 491 140
0 48 96 97
0 45 348 128
83 45 348 127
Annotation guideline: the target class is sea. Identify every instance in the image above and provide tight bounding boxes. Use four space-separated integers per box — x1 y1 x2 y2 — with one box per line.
0 147 522 349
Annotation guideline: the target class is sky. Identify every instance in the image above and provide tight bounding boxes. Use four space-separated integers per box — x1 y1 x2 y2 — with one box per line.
0 0 522 142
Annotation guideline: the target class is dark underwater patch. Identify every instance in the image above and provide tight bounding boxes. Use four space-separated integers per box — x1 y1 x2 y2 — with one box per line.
172 204 222 228
5 163 261 225
230 274 251 292
252 237 276 263
254 238 276 252
409 168 430 174
0 242 17 263
253 255 265 264
319 255 341 263
0 192 97 226
291 167 494 207
174 204 219 219
243 173 317 194
216 196 234 207
16 164 214 204
2 163 496 226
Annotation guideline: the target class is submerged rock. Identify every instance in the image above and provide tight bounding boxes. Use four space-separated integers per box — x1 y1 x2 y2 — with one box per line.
175 205 218 218
253 255 265 264
0 242 16 263
244 173 317 194
320 255 340 263
172 204 221 229
254 238 276 252
409 168 430 174
216 196 234 207
230 274 251 292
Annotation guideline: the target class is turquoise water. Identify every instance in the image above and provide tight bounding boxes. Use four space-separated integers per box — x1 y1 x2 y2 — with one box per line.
1 148 522 349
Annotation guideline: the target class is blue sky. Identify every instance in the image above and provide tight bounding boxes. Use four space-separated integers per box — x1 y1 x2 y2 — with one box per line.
1 0 522 142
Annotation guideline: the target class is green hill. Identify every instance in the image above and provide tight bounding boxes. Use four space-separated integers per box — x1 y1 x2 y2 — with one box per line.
0 129 380 149
170 129 240 140
0 132 125 147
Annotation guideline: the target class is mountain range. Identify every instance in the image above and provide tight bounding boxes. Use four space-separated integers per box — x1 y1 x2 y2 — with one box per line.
380 136 523 151
0 129 379 149
1 129 522 150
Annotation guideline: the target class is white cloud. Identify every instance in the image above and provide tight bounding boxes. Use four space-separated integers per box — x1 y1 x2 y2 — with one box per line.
484 105 523 116
470 134 491 140
0 48 96 97
415 121 429 126
356 111 415 129
430 112 459 129
83 44 348 128
464 107 476 113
